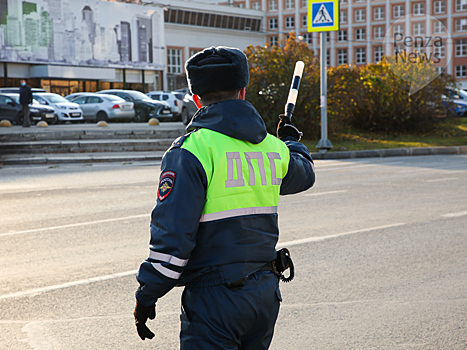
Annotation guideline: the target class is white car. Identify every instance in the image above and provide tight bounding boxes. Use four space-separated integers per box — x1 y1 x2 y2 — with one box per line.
146 90 192 124
33 93 84 123
66 92 135 122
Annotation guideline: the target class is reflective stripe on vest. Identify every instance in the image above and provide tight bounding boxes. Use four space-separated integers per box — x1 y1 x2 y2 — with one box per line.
181 128 290 222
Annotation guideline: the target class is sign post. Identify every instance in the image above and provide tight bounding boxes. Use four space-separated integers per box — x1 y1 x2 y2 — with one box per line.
308 0 339 153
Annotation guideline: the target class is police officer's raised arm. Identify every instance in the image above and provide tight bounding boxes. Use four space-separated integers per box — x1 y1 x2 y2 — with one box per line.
276 114 316 195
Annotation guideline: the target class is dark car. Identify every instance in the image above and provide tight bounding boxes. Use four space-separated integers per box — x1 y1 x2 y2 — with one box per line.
182 93 199 125
442 88 467 117
6 93 57 124
96 89 172 122
0 93 57 125
0 93 21 124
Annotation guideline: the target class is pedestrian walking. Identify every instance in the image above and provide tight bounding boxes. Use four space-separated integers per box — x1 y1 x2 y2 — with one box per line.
134 46 316 349
19 79 33 127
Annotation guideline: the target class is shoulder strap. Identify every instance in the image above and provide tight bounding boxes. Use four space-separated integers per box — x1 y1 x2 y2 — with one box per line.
168 128 200 151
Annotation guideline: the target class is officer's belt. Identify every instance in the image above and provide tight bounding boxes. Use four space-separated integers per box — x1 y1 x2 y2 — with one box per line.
186 262 274 289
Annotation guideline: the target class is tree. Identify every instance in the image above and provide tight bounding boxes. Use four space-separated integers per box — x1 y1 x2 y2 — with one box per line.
246 33 320 137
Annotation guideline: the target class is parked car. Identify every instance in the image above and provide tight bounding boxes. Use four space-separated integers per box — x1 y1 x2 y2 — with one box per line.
145 90 184 118
66 92 135 122
4 93 57 124
96 89 172 122
442 87 467 117
0 93 21 124
182 93 198 125
33 93 84 123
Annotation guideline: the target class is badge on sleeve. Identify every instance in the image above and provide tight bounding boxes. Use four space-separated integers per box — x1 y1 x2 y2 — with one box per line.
158 171 176 201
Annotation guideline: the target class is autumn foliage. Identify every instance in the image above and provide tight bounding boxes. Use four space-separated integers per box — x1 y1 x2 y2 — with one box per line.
245 33 456 138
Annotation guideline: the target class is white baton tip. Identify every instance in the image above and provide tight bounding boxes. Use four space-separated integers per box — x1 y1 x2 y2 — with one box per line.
287 89 298 105
294 61 305 77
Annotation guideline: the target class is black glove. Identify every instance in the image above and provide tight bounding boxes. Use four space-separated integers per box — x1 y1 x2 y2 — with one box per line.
276 114 303 141
134 301 156 340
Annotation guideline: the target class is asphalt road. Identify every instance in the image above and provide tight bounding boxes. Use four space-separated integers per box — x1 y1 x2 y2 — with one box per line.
0 154 466 350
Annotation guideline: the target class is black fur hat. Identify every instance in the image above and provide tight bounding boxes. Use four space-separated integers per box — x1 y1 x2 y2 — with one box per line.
185 46 249 95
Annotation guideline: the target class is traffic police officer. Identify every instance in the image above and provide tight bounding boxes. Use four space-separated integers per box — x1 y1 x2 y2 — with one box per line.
134 46 315 349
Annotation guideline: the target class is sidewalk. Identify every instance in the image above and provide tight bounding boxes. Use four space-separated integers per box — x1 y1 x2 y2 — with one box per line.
1 123 466 165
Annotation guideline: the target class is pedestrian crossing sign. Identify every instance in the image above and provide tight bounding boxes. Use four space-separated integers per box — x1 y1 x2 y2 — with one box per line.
308 0 339 32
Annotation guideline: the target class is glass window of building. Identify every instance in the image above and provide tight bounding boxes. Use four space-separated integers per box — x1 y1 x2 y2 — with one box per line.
338 49 348 64
393 24 404 37
456 0 467 11
302 33 312 44
456 19 467 31
434 43 445 58
285 16 295 28
374 7 384 20
374 47 384 62
434 1 446 14
269 36 278 46
168 49 182 74
269 18 278 29
356 48 366 64
456 39 467 56
413 3 425 15
252 1 261 10
269 0 278 11
356 28 366 40
413 22 425 36
373 26 384 39
340 10 347 23
285 0 294 10
302 0 308 8
456 65 467 78
393 5 404 18
338 30 347 41
355 9 365 22
434 21 446 34
302 15 307 27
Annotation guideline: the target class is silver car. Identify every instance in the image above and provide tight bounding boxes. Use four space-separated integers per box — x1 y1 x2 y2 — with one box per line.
33 93 84 123
66 93 135 122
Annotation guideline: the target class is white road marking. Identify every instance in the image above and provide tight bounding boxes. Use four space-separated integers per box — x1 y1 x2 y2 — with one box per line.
0 270 137 301
304 190 347 197
317 164 375 172
425 177 459 183
0 214 148 238
442 211 467 218
277 223 406 248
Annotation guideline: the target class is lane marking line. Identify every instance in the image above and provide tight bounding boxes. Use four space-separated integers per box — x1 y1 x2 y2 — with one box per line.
317 164 375 172
0 270 137 301
0 214 148 238
425 177 459 183
277 223 406 248
1 223 405 301
304 190 347 197
442 211 467 218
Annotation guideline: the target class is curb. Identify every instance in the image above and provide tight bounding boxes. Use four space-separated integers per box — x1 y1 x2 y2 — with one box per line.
0 151 166 166
310 146 467 159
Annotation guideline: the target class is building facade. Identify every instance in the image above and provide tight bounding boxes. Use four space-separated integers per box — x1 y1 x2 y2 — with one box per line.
1 0 465 93
221 0 467 89
0 0 264 94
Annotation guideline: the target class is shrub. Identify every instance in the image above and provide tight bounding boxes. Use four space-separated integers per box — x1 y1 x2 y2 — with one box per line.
246 34 458 138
